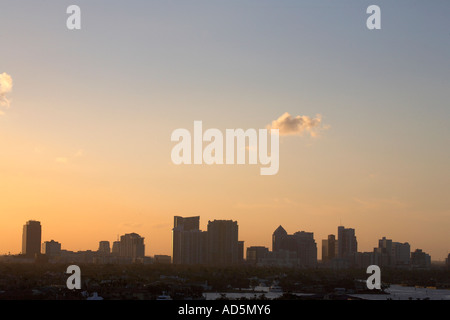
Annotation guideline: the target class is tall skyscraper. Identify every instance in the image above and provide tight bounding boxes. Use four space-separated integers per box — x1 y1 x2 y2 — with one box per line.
272 226 317 267
337 226 357 258
322 234 337 262
22 220 42 257
411 249 431 269
174 216 199 231
375 237 394 266
172 216 206 265
238 241 244 263
272 225 288 252
119 233 145 260
392 242 410 266
98 241 111 255
112 241 120 256
207 220 239 266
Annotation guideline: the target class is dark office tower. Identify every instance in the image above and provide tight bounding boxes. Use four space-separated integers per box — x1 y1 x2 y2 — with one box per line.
272 226 317 267
207 220 238 266
172 216 205 265
119 233 145 260
22 220 42 257
112 241 120 256
98 241 111 255
247 246 269 264
392 242 410 266
272 225 288 252
42 240 61 256
322 234 337 262
411 249 431 269
292 231 317 267
238 241 244 263
375 237 394 267
337 226 357 258
174 216 199 231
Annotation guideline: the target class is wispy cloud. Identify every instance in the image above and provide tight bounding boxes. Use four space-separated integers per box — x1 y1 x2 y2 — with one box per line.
353 197 409 210
55 149 84 164
267 112 327 137
0 72 13 113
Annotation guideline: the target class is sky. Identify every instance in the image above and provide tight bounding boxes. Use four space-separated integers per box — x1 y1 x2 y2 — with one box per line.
0 0 449 260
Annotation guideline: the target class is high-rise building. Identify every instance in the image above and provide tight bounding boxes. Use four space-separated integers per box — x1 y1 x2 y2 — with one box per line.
446 254 450 270
392 242 410 266
238 241 244 263
112 241 120 256
272 225 288 252
119 233 145 260
374 237 394 267
42 240 61 256
247 246 269 264
98 241 111 255
322 234 337 262
174 216 199 231
272 226 317 267
293 231 317 267
411 249 431 269
337 226 357 259
22 220 42 257
172 216 206 265
207 220 239 266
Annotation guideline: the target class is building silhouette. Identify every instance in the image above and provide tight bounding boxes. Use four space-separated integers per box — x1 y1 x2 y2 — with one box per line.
246 246 269 265
272 225 317 267
172 216 207 265
322 234 337 263
42 240 61 256
272 225 288 252
118 233 145 261
154 255 171 264
337 226 357 259
392 242 410 266
207 220 239 266
374 237 410 267
98 241 111 255
111 241 120 256
22 220 42 258
411 249 431 269
238 241 244 263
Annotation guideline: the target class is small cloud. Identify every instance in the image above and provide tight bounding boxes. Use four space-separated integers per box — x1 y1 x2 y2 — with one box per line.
0 72 13 112
267 112 327 137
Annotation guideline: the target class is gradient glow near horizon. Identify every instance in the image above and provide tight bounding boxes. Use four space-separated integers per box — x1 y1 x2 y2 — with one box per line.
0 1 449 260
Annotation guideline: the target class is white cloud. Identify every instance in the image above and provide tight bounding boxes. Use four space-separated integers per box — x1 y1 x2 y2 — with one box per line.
0 72 13 111
267 112 327 137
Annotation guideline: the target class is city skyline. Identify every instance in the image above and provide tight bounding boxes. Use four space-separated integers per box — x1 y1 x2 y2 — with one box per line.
7 218 443 264
1 1 449 261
